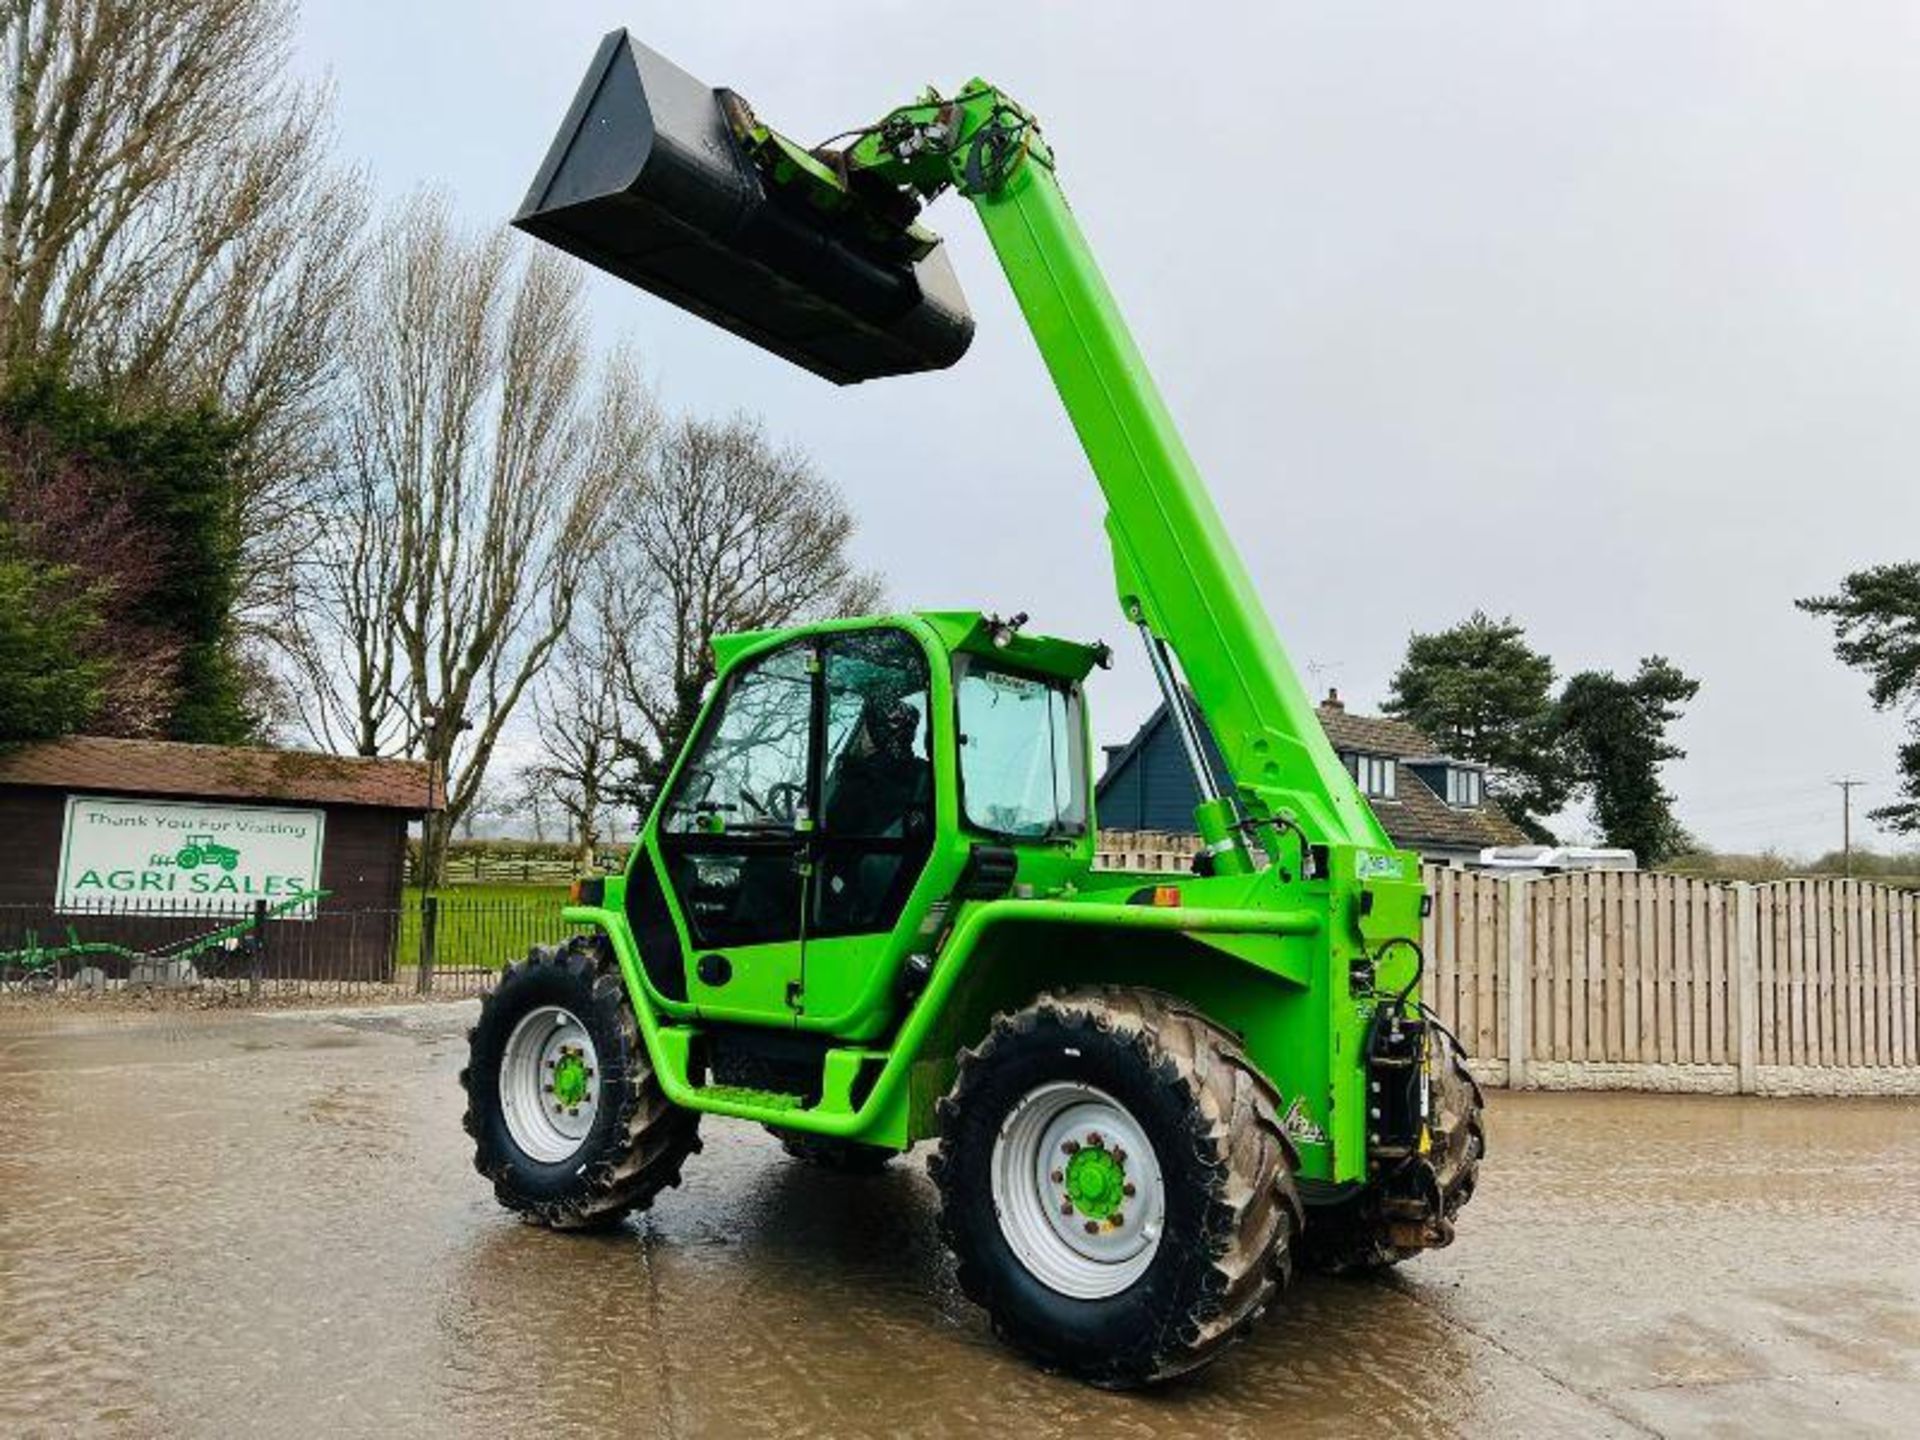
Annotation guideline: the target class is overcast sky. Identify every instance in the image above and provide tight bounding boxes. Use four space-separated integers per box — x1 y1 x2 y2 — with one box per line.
293 2 1920 856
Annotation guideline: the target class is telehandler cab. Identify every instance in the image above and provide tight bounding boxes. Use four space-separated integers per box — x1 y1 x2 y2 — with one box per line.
462 30 1483 1386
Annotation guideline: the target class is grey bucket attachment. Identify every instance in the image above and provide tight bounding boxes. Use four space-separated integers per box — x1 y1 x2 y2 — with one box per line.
514 30 974 386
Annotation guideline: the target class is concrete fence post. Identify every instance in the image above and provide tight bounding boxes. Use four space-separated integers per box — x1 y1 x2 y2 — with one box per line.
1505 876 1530 1089
1733 882 1759 1093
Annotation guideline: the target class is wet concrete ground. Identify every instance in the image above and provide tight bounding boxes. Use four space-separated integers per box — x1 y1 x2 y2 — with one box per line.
0 1003 1915 1439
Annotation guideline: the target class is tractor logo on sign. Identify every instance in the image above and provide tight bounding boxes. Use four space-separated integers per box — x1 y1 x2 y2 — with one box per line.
1280 1096 1328 1147
169 835 242 872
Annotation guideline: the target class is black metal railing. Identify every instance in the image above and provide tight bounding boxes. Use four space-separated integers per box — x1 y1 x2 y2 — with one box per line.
0 894 578 1002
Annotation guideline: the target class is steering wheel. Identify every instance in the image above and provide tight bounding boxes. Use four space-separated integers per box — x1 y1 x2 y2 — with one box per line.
761 781 805 826
739 782 805 826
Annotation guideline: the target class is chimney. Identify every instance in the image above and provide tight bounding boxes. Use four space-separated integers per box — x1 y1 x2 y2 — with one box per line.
1322 687 1345 712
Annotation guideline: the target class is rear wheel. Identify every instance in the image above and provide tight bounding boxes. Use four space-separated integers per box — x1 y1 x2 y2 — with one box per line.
931 987 1301 1387
462 936 700 1229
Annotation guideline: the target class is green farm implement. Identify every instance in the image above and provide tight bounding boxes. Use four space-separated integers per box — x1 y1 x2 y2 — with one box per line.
462 31 1482 1385
0 891 328 990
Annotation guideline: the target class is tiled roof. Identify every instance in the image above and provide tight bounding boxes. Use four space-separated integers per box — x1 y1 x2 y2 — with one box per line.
1316 706 1431 758
1368 762 1530 851
0 736 442 812
1314 703 1530 851
1094 696 1531 853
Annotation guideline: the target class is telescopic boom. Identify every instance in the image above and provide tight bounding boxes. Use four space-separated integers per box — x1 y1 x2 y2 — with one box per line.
514 33 1390 864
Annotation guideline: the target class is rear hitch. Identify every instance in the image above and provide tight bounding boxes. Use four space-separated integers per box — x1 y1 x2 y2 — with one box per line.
1362 1001 1455 1251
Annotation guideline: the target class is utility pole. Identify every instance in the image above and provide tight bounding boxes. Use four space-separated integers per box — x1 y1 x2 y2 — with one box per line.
1833 778 1865 877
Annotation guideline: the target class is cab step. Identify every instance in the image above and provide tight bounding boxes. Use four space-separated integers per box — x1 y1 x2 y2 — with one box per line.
695 1082 809 1113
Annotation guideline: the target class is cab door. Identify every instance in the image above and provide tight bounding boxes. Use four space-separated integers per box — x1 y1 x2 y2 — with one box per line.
796 628 936 1027
651 640 814 1020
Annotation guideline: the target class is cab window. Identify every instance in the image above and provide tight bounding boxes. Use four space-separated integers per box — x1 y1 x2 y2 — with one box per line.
813 629 934 934
660 643 812 836
954 656 1087 839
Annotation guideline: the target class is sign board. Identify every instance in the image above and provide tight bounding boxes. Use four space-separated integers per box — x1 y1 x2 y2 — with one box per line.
56 796 326 919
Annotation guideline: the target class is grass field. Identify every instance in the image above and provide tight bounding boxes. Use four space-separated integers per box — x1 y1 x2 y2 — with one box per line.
394 884 571 971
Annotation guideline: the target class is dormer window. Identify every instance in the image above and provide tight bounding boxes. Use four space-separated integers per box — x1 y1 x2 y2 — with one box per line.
1342 751 1397 800
1445 766 1484 808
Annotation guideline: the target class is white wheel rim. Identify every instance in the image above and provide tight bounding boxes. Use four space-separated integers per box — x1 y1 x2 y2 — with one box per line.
500 1005 601 1163
989 1082 1166 1300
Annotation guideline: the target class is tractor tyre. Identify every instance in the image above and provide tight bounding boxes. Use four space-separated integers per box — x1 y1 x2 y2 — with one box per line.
462 935 700 1230
931 986 1302 1387
1296 1023 1485 1275
766 1128 896 1173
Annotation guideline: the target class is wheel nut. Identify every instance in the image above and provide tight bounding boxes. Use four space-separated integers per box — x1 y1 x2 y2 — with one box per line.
1122 1182 1136 1198
1050 1169 1064 1184
1087 1131 1105 1148
1113 1147 1127 1163
1084 1220 1099 1235
568 1107 580 1117
1061 1199 1075 1216
1062 1139 1079 1155
1112 1212 1125 1227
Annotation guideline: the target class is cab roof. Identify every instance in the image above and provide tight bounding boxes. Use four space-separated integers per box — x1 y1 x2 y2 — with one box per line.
709 611 1107 684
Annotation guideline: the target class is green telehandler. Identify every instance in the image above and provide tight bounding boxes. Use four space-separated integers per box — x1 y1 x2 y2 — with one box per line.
461 30 1483 1386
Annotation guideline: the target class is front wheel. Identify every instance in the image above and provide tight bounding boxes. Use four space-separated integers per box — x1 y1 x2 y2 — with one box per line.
931 987 1301 1387
462 936 700 1229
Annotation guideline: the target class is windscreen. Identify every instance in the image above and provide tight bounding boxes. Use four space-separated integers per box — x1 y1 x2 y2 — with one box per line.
954 657 1087 839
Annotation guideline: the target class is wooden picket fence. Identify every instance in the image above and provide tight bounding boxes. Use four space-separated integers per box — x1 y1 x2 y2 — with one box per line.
1093 833 1920 1093
1423 871 1920 1087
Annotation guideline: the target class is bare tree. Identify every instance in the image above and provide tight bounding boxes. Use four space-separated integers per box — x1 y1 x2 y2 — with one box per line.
293 195 649 882
0 0 366 686
605 412 882 806
525 595 628 870
280 457 406 756
507 764 555 844
458 780 509 841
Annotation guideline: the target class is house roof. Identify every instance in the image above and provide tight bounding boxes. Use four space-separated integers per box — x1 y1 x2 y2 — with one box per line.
1316 705 1431 758
0 736 443 813
1095 696 1529 853
1373 761 1528 851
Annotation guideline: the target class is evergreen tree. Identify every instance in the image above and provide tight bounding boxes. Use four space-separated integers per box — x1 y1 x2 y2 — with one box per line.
1386 611 1570 840
0 533 104 743
1556 658 1700 863
0 369 253 743
1798 563 1920 833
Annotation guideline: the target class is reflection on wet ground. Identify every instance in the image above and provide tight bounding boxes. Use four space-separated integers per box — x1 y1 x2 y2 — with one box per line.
1 1004 1915 1437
